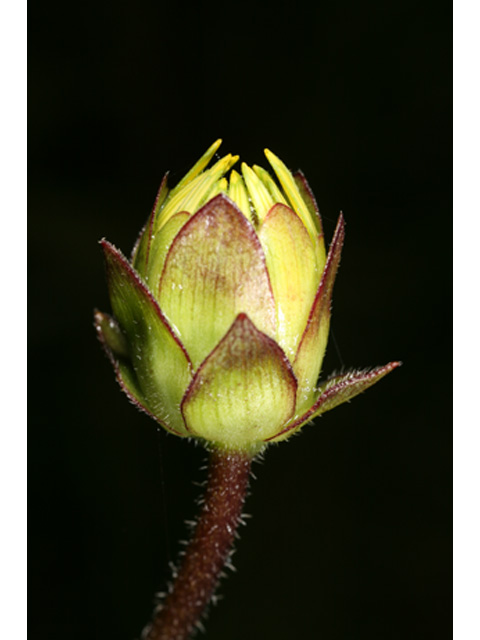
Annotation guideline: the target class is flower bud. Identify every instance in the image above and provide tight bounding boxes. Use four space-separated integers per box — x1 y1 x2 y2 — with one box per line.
96 141 399 453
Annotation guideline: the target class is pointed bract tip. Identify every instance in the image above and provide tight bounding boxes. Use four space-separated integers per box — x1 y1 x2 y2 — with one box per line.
387 360 402 370
99 238 128 265
99 237 115 251
234 311 251 325
334 212 346 242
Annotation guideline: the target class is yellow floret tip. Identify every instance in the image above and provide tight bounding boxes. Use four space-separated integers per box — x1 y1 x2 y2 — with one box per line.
241 162 275 223
228 169 253 222
172 139 223 193
264 148 317 242
159 152 239 229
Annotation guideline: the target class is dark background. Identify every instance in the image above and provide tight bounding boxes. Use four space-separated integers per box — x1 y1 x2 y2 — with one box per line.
29 1 451 639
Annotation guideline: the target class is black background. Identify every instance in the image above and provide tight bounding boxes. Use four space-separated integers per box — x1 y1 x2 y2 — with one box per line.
29 1 451 638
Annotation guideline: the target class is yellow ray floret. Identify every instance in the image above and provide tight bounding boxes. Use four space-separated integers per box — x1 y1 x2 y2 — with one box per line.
159 153 239 229
241 162 275 223
252 164 289 208
171 138 223 194
207 177 229 200
228 169 253 223
264 148 318 243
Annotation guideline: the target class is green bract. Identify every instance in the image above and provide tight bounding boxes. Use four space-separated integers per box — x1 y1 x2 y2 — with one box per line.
96 141 398 454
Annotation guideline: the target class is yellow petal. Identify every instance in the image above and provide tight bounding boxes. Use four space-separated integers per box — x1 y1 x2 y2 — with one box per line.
207 176 229 199
265 149 318 242
241 162 275 223
170 139 223 194
228 169 254 223
158 153 239 229
252 164 289 207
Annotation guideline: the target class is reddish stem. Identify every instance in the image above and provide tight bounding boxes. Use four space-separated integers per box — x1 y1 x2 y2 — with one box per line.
142 448 253 640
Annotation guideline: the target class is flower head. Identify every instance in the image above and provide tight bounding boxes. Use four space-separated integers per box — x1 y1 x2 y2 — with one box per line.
95 141 399 454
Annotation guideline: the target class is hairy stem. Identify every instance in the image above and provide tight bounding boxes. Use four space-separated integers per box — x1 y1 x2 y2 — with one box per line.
142 448 253 640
